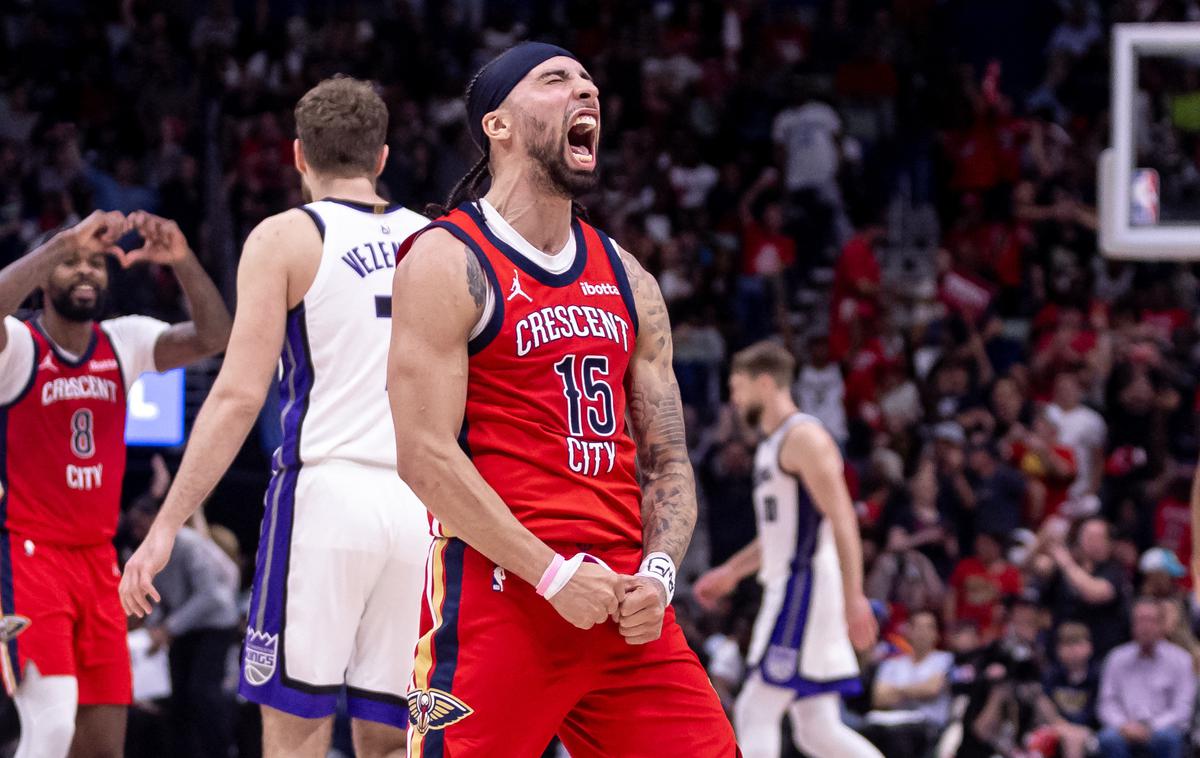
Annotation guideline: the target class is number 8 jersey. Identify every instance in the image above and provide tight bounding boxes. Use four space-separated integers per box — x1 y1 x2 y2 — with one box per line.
408 201 643 549
0 318 147 546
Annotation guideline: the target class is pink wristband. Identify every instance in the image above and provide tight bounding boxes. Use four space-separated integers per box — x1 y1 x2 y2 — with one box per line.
535 554 565 596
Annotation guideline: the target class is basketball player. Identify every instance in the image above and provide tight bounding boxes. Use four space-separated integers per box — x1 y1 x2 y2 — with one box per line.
119 77 430 758
0 209 231 758
387 42 738 756
694 341 881 758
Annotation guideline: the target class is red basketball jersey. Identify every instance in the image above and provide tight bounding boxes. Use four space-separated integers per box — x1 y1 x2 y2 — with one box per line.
408 203 644 549
0 320 128 546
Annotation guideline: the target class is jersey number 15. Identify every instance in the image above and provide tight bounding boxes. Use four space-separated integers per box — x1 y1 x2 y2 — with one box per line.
553 354 615 437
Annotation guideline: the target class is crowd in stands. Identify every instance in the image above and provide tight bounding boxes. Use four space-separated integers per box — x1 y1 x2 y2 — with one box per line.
5 0 1200 755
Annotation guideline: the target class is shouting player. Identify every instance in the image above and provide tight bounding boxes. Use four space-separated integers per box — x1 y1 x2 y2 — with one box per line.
388 42 739 756
0 210 230 758
119 77 430 758
694 341 880 758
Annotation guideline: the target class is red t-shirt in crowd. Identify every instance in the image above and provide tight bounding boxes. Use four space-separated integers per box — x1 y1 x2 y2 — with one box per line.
945 116 1026 192
1155 495 1192 580
843 338 887 422
741 222 796 276
1142 308 1189 344
830 234 882 359
950 557 1022 638
1010 441 1076 523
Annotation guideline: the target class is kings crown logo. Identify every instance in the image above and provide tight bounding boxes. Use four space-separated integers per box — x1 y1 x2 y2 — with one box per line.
243 629 278 686
407 688 473 734
764 644 799 684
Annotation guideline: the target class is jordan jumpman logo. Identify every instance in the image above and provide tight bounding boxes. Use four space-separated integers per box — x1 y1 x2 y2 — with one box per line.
508 269 532 302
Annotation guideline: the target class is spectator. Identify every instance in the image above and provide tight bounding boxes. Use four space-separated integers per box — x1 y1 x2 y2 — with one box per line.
1048 1 1104 60
87 156 160 215
1046 370 1106 502
697 407 758 567
980 313 1027 378
880 458 958 579
1007 409 1077 525
865 545 945 630
667 138 719 212
866 610 954 756
735 168 793 341
1096 597 1195 758
830 224 883 361
1037 622 1099 758
1151 473 1193 578
965 438 1026 543
1138 547 1187 601
771 85 845 250
1035 518 1129 657
931 423 978 544
794 334 848 447
128 499 240 758
946 531 1022 642
878 357 924 437
990 374 1034 441
1137 550 1200 671
955 627 1046 758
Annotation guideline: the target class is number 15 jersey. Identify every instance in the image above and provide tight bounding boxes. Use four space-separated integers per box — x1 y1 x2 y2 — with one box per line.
407 202 643 550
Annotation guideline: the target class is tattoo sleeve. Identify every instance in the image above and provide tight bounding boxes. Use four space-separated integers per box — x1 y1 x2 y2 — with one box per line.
622 250 696 567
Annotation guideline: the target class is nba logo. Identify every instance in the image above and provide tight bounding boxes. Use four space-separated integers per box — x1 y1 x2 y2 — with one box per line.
1130 168 1159 227
243 629 278 686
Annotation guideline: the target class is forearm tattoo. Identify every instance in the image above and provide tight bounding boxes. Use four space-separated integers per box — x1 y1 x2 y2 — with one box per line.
622 250 696 566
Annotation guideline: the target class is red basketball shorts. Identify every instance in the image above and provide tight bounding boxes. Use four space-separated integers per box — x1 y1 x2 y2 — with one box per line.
407 538 739 757
0 534 131 704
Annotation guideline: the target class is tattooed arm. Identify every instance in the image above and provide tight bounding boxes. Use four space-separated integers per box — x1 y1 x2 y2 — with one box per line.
620 248 697 567
615 246 696 643
389 229 623 630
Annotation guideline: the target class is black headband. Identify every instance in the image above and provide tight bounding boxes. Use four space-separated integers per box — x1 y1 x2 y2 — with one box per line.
466 41 578 151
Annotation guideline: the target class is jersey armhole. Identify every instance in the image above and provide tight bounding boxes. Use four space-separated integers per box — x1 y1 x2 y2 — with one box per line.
109 330 132 397
597 233 639 336
298 205 326 240
776 414 818 478
284 204 336 313
0 330 39 409
405 220 505 356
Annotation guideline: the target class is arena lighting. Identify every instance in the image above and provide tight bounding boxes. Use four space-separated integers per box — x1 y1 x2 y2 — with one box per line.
124 367 185 446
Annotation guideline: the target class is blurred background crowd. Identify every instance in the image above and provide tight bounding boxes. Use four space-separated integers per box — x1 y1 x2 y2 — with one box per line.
4 0 1200 756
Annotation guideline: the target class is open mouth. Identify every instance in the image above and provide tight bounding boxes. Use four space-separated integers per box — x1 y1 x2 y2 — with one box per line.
71 283 98 302
566 112 598 166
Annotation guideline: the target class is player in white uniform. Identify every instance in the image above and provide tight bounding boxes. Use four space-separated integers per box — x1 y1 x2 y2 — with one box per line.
695 340 881 758
119 77 430 758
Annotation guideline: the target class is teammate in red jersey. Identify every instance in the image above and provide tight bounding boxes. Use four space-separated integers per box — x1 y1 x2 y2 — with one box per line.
388 43 739 756
0 210 230 758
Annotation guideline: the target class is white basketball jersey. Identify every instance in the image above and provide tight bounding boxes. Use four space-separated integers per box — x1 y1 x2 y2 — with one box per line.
275 199 427 470
752 412 835 588
748 411 859 682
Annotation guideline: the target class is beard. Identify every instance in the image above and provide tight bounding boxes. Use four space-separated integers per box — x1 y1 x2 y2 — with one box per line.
48 286 106 322
741 402 763 429
523 114 599 200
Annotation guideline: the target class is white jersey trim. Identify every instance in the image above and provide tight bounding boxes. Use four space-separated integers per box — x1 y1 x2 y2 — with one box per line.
0 314 167 405
468 199 578 340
